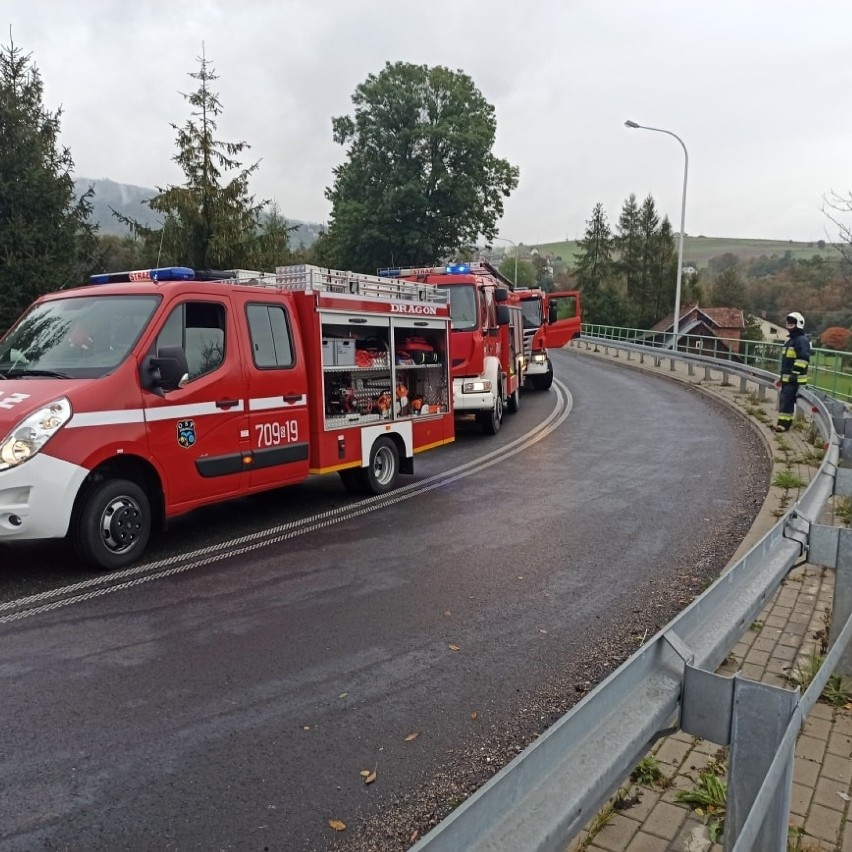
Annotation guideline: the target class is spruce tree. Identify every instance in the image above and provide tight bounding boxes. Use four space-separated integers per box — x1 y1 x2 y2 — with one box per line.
575 203 629 325
121 48 273 271
0 38 97 332
615 194 642 307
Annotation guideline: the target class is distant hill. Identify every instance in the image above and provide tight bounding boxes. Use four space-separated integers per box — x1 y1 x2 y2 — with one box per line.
532 235 834 269
74 178 324 249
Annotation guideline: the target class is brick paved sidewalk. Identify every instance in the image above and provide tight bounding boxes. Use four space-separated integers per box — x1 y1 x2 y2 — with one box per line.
565 342 852 852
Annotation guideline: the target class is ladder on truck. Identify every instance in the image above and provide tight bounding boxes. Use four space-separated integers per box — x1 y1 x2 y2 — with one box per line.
273 264 448 304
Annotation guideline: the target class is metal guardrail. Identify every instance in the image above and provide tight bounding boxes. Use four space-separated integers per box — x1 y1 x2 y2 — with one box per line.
411 336 852 852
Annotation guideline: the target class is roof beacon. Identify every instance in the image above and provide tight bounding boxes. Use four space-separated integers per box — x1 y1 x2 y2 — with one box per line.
89 267 196 285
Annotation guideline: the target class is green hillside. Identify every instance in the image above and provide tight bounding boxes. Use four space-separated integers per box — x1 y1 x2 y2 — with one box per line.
532 236 834 269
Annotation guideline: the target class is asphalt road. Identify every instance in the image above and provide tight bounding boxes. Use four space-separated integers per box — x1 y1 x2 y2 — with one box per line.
0 349 768 851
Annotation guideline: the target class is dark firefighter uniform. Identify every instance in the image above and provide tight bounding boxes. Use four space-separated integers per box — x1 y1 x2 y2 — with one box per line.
776 325 810 431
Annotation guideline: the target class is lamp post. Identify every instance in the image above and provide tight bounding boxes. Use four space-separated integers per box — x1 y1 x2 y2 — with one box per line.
624 120 688 350
492 236 518 287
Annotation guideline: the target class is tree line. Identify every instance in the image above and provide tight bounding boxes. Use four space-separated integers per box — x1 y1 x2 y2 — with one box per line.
2 33 850 343
570 197 852 344
0 40 517 332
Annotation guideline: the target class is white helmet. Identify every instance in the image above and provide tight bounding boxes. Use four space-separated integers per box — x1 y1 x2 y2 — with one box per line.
786 311 805 330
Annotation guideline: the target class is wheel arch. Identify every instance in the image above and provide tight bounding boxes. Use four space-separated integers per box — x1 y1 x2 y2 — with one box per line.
72 455 165 532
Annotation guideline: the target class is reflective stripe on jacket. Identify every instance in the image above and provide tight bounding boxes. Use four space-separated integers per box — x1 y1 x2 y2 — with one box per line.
779 329 811 384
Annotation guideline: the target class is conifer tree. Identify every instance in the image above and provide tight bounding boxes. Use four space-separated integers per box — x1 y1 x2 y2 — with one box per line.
121 48 274 270
576 203 628 325
0 38 97 331
615 193 642 306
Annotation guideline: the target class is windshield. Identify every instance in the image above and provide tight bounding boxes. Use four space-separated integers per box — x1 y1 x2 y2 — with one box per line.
436 284 478 332
0 294 160 379
520 299 543 328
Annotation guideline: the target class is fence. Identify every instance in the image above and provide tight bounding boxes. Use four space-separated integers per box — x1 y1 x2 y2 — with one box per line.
583 323 852 406
411 334 852 852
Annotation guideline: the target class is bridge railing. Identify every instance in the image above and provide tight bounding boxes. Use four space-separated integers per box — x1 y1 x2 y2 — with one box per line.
583 323 852 406
411 335 852 852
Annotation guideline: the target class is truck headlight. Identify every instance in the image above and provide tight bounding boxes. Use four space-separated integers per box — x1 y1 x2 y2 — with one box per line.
532 353 547 363
462 380 491 394
0 398 72 470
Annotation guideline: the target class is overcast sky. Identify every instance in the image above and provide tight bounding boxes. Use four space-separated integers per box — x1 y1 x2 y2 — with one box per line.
6 1 851 245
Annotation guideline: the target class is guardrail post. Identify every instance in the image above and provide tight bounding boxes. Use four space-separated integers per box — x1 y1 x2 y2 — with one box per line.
654 356 661 367
739 376 748 393
726 678 798 852
688 362 694 376
722 370 732 387
758 385 766 401
640 352 645 364
670 356 677 372
805 510 852 677
705 365 712 381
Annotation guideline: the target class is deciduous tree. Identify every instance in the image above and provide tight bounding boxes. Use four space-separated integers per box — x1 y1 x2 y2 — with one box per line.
318 61 519 273
820 326 852 351
0 37 97 332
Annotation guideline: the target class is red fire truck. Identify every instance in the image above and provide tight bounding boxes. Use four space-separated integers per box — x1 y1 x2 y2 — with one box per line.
379 262 524 435
514 288 582 390
0 265 453 569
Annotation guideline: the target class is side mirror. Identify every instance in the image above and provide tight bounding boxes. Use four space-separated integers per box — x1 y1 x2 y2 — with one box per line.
143 345 189 395
494 287 510 303
496 304 511 326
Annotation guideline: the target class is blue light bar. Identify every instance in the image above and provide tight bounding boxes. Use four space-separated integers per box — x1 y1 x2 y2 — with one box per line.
89 266 196 285
377 267 402 278
445 263 470 274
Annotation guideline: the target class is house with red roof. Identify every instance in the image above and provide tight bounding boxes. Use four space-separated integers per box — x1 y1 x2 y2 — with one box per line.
649 303 746 356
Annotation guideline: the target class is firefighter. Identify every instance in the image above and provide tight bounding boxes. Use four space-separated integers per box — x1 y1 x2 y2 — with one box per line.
772 311 810 432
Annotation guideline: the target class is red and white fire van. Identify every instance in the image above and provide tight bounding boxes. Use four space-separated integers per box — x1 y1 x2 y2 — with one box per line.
0 265 453 568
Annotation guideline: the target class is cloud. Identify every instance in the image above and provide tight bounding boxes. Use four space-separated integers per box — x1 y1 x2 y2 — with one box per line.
6 0 851 243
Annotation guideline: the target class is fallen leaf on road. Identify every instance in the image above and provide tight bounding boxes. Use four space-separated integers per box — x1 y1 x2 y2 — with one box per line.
360 770 371 777
328 819 346 832
404 731 420 742
470 711 479 720
448 644 460 651
364 770 377 785
539 629 548 635
338 692 348 699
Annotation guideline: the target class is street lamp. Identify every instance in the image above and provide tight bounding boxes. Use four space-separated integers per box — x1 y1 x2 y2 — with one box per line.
492 236 518 287
624 120 689 350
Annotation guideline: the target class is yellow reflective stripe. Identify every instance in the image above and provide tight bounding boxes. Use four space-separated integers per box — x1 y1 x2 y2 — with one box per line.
781 375 792 382
778 414 793 422
797 376 808 384
793 360 808 369
785 348 797 357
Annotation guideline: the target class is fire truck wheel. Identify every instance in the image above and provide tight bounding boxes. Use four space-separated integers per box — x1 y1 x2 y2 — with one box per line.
507 385 521 414
73 478 152 570
363 437 400 494
529 368 554 391
478 391 503 435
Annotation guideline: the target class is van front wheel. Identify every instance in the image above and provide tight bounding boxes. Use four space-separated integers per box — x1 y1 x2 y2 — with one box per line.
72 478 151 570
